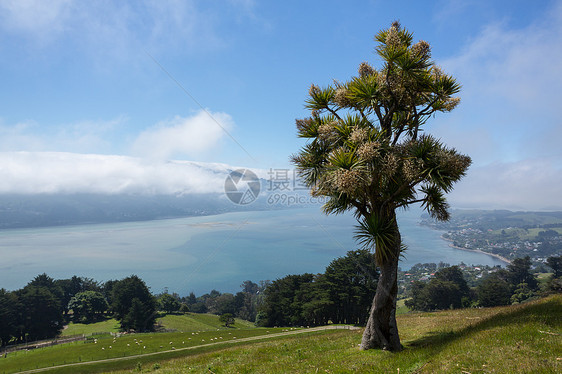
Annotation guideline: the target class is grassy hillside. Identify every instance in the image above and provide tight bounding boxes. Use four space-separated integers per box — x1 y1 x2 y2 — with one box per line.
155 313 256 332
61 313 255 337
62 319 121 336
1 296 560 373
111 295 561 374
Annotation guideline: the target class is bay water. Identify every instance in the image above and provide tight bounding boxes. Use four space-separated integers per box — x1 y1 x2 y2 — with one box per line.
0 207 506 295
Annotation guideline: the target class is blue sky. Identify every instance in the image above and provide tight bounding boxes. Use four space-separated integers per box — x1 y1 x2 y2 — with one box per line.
0 0 561 210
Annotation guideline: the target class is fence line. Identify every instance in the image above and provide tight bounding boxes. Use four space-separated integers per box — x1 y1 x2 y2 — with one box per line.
0 334 86 354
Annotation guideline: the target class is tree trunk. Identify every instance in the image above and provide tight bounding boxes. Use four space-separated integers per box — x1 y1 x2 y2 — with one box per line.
360 215 402 351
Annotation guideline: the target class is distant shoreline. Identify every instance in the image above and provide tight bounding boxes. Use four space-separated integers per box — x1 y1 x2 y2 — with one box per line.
440 235 511 264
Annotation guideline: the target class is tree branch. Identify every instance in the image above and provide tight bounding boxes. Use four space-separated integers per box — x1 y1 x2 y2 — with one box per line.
395 198 425 209
327 106 342 122
373 105 384 129
412 106 420 140
417 96 440 117
357 107 369 123
392 112 410 146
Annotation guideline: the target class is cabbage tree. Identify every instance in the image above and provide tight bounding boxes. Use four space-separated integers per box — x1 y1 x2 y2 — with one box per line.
292 22 471 351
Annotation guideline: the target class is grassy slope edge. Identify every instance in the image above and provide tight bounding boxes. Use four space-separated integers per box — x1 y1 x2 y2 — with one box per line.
61 313 255 337
109 295 561 374
1 296 559 373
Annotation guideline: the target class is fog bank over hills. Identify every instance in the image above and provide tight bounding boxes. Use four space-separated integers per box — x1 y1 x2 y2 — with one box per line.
0 152 279 229
1 152 560 230
0 152 238 195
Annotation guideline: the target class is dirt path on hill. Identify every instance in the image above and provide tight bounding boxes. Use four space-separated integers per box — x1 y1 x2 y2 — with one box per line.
16 325 359 373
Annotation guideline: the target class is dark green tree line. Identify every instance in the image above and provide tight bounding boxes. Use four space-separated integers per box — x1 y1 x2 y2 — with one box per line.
0 273 157 347
477 256 539 307
259 250 378 327
323 249 378 324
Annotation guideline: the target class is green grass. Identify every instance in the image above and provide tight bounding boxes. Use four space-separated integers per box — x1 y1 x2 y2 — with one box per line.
61 313 255 338
396 298 411 315
490 226 562 240
1 296 560 373
0 313 260 373
0 328 291 373
156 313 255 332
110 295 561 374
62 319 121 336
538 272 553 280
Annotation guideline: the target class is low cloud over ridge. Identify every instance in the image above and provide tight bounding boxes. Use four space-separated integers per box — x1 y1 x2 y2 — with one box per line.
0 152 233 195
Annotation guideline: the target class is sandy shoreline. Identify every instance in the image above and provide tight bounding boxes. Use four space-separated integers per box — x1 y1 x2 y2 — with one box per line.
440 235 511 264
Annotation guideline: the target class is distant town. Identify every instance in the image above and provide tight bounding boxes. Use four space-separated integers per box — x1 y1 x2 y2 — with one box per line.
420 210 562 267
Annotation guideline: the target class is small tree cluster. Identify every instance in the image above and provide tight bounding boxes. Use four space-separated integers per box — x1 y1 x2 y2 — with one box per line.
219 313 235 327
157 293 182 314
67 291 108 323
545 255 562 293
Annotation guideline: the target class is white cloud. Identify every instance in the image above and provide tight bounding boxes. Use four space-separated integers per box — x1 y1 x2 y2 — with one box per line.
131 110 234 160
444 17 562 111
0 152 235 195
0 110 235 161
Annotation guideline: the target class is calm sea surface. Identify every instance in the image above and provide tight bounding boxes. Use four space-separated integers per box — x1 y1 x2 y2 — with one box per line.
0 207 506 295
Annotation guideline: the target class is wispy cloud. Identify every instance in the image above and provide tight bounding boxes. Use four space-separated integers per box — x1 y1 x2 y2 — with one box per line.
429 2 562 211
0 0 72 43
0 116 126 154
0 109 233 160
434 1 562 163
0 0 256 62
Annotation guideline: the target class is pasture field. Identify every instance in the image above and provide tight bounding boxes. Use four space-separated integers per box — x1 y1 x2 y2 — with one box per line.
0 295 560 373
62 320 121 336
111 295 561 374
155 313 255 332
0 327 302 373
61 313 255 338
